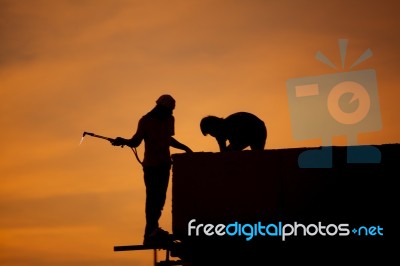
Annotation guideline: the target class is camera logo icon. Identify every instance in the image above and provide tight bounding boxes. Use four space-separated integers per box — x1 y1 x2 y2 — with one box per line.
286 39 382 168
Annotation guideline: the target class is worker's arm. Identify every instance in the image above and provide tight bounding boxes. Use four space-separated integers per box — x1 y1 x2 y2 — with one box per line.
170 137 193 153
111 119 144 148
216 137 228 152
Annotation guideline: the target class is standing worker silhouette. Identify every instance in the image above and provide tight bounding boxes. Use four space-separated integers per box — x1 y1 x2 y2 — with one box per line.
200 112 267 152
111 94 193 245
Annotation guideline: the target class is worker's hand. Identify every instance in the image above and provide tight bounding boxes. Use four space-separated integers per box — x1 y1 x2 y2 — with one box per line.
111 137 127 147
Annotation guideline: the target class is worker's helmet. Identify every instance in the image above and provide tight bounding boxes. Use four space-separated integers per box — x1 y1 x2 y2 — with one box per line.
156 94 176 110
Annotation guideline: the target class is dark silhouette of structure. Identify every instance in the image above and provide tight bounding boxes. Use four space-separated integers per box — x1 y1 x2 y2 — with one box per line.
114 143 395 265
170 144 395 265
111 94 192 245
200 112 267 151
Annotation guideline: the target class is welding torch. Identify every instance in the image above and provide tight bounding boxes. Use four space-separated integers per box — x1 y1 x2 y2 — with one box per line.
81 131 127 147
81 131 142 164
82 131 114 142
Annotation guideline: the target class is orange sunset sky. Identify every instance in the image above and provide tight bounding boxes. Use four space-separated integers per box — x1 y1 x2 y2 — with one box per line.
1 1 399 265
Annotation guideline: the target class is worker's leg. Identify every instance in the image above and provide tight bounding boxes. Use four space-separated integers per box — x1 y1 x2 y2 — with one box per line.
143 164 171 238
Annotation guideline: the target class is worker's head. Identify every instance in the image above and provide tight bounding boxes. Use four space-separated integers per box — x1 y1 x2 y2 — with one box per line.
200 116 223 136
156 94 175 110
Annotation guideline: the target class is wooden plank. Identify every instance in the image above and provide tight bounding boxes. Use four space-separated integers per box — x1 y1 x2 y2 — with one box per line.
114 244 169 251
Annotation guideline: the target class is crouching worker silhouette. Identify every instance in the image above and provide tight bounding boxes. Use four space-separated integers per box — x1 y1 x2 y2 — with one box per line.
200 112 267 152
111 94 193 245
